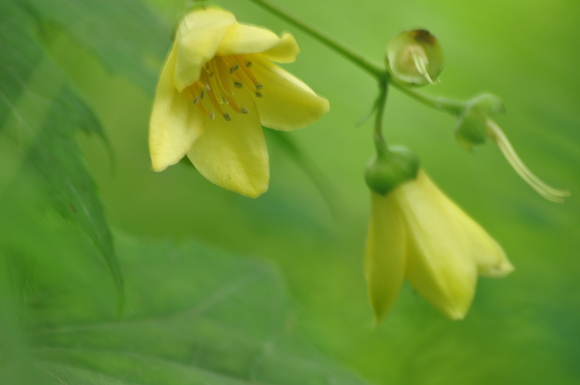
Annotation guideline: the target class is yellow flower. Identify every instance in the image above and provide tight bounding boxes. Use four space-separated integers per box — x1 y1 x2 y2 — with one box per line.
365 170 514 322
149 7 329 198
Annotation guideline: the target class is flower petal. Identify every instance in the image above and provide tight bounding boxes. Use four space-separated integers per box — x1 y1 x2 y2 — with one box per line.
397 171 478 320
365 192 407 323
187 90 269 198
260 33 300 63
463 217 514 278
217 23 281 56
250 56 329 131
174 8 236 92
150 45 204 172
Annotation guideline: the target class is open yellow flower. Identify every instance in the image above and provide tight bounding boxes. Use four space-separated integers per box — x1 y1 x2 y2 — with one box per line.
366 170 514 322
149 7 329 198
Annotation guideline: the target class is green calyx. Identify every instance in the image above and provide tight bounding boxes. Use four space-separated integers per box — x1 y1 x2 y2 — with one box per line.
365 145 420 195
455 93 505 151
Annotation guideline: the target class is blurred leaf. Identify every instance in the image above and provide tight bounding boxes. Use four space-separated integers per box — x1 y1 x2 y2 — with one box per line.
265 129 341 219
0 167 371 385
0 1 123 309
22 234 371 385
19 0 171 94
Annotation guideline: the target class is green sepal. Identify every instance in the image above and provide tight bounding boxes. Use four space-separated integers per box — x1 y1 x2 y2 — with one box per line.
455 93 505 151
365 145 420 195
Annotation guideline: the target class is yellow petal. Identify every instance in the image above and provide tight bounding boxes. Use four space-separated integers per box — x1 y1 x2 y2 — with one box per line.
365 192 407 324
174 8 236 92
261 33 300 63
250 56 329 131
397 171 478 320
187 90 269 198
463 218 514 278
150 45 204 171
217 23 281 56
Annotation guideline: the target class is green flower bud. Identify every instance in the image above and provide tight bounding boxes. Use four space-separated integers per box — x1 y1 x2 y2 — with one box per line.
455 93 505 151
386 29 444 86
365 146 420 195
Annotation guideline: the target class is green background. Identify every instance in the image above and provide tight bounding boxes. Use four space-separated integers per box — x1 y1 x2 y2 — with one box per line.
1 0 578 384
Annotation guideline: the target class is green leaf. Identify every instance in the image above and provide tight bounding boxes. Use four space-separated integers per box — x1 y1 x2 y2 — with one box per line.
19 0 171 94
265 129 342 219
24 235 366 385
0 173 370 385
0 175 369 385
0 1 123 310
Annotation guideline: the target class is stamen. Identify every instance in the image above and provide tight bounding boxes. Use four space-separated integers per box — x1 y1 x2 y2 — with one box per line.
192 57 263 121
187 86 211 117
215 57 234 98
204 77 228 119
195 80 210 91
184 87 195 100
207 71 225 104
486 119 570 202
196 102 212 117
235 55 262 90
221 56 240 76
225 96 242 113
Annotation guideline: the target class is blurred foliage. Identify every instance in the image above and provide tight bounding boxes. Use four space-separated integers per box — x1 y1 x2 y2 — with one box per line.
1 175 369 384
0 0 123 311
1 0 579 384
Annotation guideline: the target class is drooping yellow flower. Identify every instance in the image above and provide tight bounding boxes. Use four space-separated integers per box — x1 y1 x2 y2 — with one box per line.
149 7 329 198
366 170 514 322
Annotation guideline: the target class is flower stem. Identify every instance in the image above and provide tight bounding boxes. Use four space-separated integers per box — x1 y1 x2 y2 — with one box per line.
374 79 390 156
246 0 385 79
390 81 464 115
246 0 468 115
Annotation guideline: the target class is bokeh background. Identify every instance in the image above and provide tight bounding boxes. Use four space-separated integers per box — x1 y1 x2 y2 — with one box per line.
1 0 578 384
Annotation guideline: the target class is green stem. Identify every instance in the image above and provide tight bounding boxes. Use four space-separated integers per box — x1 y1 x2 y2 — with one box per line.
390 81 465 115
373 79 389 156
246 0 385 79
246 0 469 122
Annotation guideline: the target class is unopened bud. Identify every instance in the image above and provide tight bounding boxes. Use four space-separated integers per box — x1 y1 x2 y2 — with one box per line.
455 93 505 151
386 30 443 86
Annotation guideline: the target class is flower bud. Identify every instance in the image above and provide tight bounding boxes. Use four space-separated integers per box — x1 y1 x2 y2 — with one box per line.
365 145 420 195
455 93 505 151
386 29 443 86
